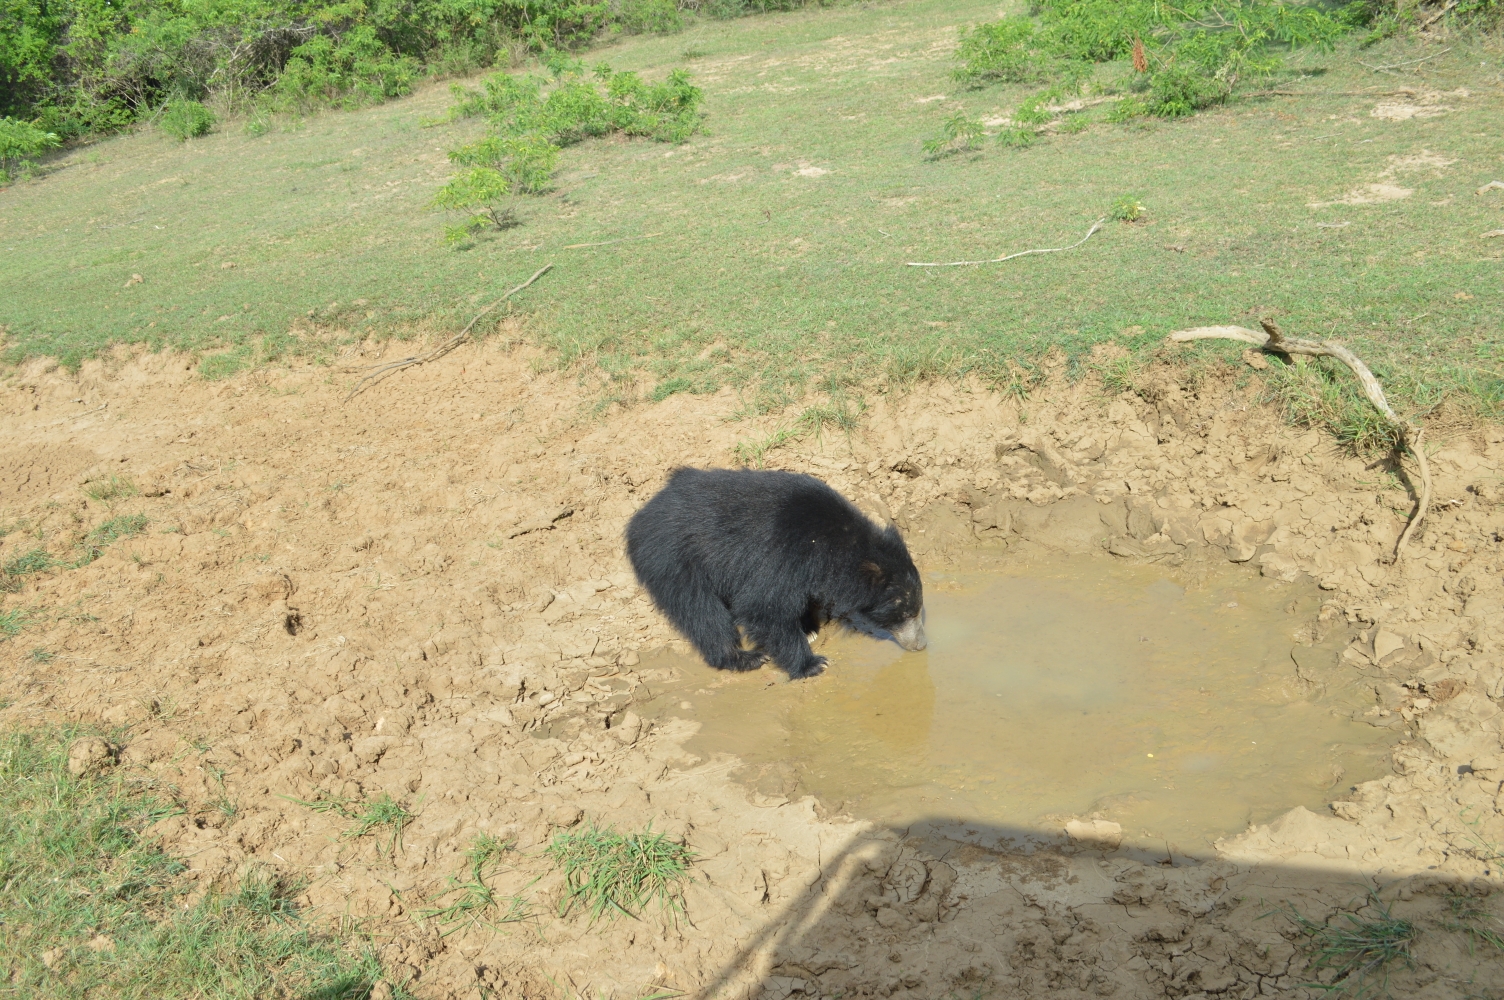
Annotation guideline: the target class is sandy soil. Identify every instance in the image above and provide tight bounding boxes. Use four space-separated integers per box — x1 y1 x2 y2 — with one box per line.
5 337 1504 999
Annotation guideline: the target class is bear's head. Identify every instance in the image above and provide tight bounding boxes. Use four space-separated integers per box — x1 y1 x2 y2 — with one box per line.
852 525 926 651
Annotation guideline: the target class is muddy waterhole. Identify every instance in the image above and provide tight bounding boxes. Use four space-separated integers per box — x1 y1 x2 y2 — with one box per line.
636 552 1398 855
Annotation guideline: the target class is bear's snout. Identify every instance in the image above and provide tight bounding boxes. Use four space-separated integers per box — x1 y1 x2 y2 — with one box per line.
891 615 927 652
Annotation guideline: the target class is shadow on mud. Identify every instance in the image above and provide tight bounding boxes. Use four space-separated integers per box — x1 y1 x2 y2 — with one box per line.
693 814 1502 1000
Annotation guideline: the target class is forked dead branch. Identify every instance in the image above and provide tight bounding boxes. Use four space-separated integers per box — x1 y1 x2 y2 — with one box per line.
1169 320 1431 562
342 263 553 403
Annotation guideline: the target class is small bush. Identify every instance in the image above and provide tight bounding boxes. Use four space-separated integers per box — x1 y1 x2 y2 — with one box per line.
921 111 984 158
1110 195 1145 222
158 101 216 141
620 0 684 34
0 117 61 182
954 17 1045 85
436 63 702 234
1147 66 1231 117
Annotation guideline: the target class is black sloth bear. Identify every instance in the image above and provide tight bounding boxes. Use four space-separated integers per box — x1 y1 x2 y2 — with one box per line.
625 467 926 680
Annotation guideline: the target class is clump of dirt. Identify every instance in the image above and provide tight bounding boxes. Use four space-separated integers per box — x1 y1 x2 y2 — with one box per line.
4 339 1504 999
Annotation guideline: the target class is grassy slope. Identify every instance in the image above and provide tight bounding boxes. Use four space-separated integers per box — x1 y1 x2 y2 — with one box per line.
1 0 1501 417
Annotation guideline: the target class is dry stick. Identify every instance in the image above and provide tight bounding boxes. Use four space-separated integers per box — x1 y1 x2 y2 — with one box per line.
561 232 662 250
907 218 1105 268
1358 47 1451 74
343 263 553 403
1168 321 1431 563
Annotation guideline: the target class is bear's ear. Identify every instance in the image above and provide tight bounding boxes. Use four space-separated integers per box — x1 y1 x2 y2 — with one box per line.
859 560 886 585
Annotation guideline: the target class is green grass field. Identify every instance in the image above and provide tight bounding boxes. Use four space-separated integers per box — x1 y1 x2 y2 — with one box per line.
1 0 1501 420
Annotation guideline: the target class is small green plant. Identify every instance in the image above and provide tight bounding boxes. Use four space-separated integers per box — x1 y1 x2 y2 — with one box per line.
0 117 61 182
1110 195 1145 222
546 823 694 921
159 101 217 141
83 475 139 504
1282 890 1416 996
996 125 1037 148
28 647 54 664
922 111 985 158
418 834 529 933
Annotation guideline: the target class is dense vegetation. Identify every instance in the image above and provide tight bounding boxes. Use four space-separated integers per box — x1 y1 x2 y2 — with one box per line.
923 0 1497 152
0 0 796 142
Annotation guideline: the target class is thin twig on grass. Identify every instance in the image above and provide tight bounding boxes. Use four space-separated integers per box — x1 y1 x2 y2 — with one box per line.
907 217 1105 268
1358 47 1451 74
1169 320 1431 563
561 233 662 249
343 263 553 403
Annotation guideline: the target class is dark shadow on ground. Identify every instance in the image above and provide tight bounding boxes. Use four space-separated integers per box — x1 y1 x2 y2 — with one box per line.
692 812 1504 1000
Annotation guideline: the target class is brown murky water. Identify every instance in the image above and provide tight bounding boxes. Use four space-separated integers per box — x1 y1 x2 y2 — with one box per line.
637 553 1398 854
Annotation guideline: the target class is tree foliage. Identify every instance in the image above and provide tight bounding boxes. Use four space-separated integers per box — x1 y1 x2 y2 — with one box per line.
0 0 693 140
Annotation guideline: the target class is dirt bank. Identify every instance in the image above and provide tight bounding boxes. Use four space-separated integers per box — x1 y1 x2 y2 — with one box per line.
5 339 1504 998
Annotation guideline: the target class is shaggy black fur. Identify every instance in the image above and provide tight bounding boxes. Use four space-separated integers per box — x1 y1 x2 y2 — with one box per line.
625 467 925 679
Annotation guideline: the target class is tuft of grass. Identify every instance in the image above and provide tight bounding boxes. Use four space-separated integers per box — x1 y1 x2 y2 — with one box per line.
285 792 416 855
73 513 151 567
1440 889 1504 955
0 725 385 999
29 647 54 663
83 475 139 504
546 822 694 922
0 607 34 641
1263 356 1407 455
418 834 530 934
1283 890 1416 997
3 547 54 577
734 399 862 467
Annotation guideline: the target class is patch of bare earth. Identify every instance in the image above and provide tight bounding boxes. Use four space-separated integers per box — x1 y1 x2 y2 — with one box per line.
5 340 1504 999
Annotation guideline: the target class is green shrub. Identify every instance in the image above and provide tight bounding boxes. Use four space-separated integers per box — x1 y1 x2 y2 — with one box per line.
620 0 684 34
1110 195 1145 221
0 116 60 181
158 101 215 141
954 16 1045 85
437 63 702 234
921 111 984 158
949 0 1356 140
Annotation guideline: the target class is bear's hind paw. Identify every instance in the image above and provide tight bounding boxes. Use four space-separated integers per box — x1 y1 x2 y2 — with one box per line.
716 649 766 673
786 656 828 680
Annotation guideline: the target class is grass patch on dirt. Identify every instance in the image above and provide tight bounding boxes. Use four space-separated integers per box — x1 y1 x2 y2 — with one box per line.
285 791 417 855
0 0 1500 430
547 822 694 921
1284 891 1418 996
418 833 530 934
0 725 387 999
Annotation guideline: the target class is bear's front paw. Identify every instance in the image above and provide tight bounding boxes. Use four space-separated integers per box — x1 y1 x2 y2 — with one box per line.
787 656 827 680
